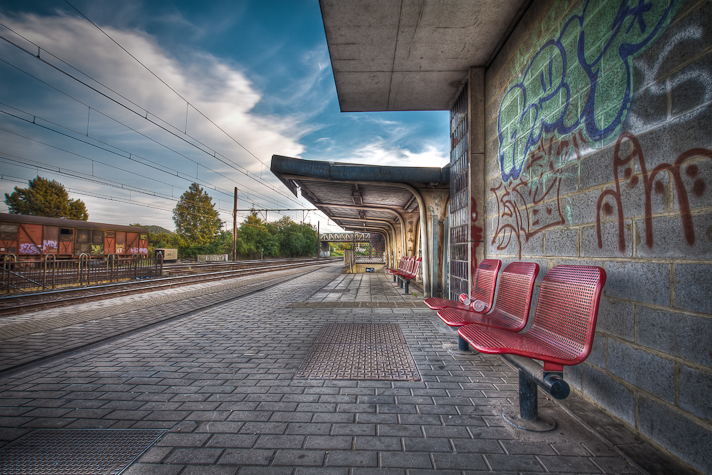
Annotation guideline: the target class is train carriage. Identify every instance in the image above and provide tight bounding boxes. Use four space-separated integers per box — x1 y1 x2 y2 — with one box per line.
0 213 148 259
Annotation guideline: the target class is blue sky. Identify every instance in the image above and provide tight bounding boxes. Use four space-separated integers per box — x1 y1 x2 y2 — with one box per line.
0 0 449 231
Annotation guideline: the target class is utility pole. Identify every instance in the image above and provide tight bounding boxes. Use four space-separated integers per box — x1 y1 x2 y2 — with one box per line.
232 187 238 261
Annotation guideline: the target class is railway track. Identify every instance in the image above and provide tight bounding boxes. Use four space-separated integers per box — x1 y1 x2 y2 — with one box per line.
0 257 339 317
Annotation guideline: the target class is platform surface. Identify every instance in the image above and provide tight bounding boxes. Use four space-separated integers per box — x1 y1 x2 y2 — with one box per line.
0 268 691 474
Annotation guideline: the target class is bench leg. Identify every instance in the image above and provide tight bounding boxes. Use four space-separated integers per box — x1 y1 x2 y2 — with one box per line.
519 371 538 421
393 275 396 283
501 370 556 432
458 335 469 352
399 279 403 288
404 280 409 294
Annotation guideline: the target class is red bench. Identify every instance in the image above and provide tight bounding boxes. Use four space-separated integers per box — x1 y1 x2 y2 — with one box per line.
458 265 606 430
393 257 421 294
438 262 539 351
424 259 501 312
386 257 407 282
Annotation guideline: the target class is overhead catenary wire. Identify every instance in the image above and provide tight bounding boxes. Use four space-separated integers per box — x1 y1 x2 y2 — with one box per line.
61 1 272 170
0 55 299 208
0 103 290 209
0 23 302 207
0 19 341 231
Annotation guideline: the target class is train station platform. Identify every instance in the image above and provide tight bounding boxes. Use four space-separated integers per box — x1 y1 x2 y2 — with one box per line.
0 264 691 474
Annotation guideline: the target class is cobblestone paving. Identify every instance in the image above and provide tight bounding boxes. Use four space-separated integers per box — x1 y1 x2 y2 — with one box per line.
0 265 332 373
0 269 645 474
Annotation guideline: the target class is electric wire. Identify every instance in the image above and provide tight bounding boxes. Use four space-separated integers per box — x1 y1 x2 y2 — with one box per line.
0 24 302 206
0 56 296 208
0 103 289 209
61 0 272 170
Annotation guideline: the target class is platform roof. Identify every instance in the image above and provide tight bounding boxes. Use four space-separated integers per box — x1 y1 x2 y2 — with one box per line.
319 0 530 111
271 155 448 234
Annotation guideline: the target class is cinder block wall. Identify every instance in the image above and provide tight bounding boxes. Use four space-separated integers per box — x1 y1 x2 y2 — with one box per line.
483 0 712 471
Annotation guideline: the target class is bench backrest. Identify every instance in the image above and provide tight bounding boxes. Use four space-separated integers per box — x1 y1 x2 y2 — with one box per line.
486 262 539 331
528 265 607 366
395 256 406 270
403 256 415 274
470 259 502 312
407 257 422 277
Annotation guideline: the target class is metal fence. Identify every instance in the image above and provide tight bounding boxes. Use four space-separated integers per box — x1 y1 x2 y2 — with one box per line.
1 254 163 293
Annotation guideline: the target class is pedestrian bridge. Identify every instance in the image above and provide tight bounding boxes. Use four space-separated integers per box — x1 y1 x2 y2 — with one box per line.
319 232 370 242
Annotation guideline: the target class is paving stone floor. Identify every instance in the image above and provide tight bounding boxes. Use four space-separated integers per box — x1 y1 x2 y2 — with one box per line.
0 266 660 474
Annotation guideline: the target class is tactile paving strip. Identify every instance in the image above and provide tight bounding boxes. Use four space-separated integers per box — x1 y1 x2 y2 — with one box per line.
295 323 420 381
0 429 165 475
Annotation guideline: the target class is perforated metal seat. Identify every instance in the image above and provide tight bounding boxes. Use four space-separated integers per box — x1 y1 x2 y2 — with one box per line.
437 262 539 331
386 257 407 275
458 265 606 372
424 259 501 311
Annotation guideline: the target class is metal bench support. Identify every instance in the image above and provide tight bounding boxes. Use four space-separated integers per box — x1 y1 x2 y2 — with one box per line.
501 354 569 432
458 334 469 352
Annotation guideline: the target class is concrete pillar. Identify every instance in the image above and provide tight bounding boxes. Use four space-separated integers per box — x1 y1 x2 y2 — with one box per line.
468 67 486 289
421 190 448 298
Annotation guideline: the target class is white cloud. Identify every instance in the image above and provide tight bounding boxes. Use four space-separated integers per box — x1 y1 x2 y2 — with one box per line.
346 140 449 168
0 13 314 226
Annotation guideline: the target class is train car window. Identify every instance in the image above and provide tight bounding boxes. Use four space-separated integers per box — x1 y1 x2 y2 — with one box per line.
59 228 74 242
92 231 104 244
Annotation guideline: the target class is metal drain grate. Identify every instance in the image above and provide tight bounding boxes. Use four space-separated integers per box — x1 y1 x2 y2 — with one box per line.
0 429 165 475
315 323 407 345
295 323 420 381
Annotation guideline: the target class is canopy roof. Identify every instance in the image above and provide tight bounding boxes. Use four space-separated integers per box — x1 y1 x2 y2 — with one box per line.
319 0 530 111
271 155 448 233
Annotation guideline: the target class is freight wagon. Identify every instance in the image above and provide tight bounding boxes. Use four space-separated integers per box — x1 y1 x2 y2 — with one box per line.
0 213 148 259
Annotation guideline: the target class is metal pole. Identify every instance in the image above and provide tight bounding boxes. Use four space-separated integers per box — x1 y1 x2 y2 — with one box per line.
233 187 238 261
519 371 538 421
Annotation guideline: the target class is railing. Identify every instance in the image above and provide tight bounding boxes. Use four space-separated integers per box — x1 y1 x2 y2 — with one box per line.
1 254 163 293
354 256 385 264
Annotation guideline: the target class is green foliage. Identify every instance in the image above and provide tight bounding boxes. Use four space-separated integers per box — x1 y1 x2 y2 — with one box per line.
172 183 223 246
139 210 318 260
4 177 89 220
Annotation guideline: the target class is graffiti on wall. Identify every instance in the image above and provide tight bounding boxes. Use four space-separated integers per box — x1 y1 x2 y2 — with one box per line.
596 132 711 250
497 0 678 181
491 130 587 257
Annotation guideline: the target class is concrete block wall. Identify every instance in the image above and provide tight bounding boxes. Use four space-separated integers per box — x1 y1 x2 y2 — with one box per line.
482 0 712 472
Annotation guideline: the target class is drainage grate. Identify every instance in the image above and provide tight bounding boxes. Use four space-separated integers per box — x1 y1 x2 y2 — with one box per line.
295 323 420 381
315 323 407 345
0 429 165 475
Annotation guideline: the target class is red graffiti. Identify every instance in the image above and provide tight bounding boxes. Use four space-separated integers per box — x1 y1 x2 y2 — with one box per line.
491 130 586 258
596 132 712 251
471 196 483 277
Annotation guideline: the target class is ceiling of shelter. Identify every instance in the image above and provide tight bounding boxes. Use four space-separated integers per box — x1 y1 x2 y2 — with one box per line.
319 0 529 111
271 155 446 235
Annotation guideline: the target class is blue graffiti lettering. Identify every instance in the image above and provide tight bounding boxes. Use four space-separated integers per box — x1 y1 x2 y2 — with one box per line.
497 0 677 181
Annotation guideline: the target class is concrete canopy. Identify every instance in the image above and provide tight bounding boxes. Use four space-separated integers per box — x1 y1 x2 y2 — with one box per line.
319 0 530 111
270 155 448 230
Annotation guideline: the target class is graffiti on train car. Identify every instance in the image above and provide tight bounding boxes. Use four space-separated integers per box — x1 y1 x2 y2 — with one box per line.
19 243 40 254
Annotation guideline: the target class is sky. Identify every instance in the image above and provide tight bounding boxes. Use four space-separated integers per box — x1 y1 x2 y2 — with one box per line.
0 0 449 232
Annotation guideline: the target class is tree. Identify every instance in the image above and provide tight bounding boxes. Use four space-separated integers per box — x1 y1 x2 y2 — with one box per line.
4 177 89 220
172 183 222 246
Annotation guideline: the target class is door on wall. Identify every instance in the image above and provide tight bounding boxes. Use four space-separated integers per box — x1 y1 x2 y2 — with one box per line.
91 231 104 256
59 228 74 255
115 232 126 254
76 229 91 255
18 224 42 255
43 226 59 254
126 233 139 254
104 231 116 254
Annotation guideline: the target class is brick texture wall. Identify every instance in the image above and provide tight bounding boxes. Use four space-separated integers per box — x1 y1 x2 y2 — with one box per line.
483 0 712 471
